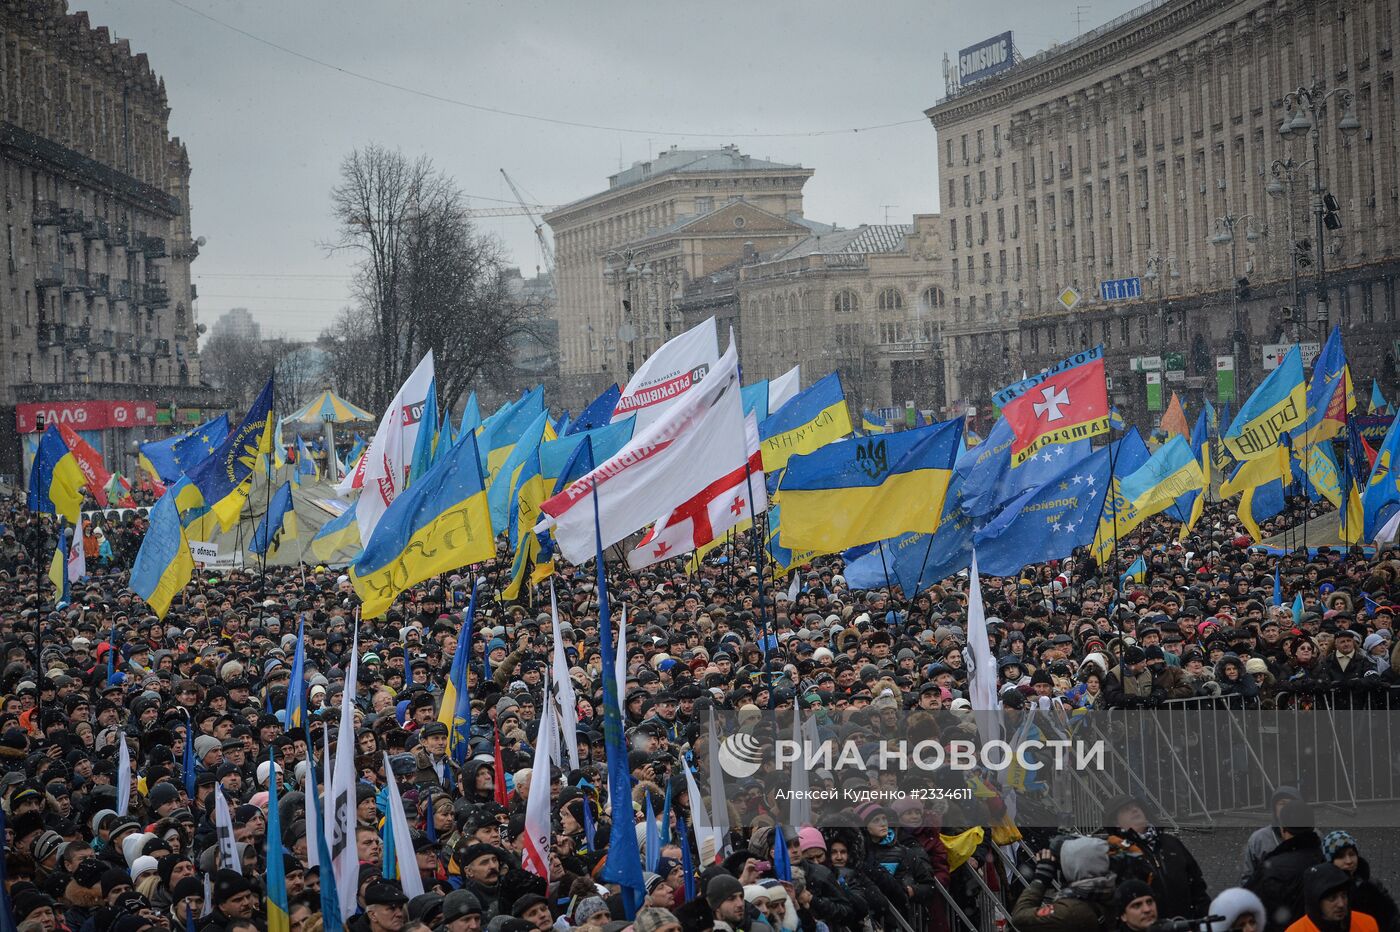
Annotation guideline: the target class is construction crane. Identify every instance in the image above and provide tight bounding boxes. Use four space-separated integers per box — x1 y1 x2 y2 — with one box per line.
462 205 555 218
500 168 556 274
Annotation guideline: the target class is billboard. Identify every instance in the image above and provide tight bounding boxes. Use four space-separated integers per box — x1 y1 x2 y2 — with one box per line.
959 32 1015 85
15 400 159 433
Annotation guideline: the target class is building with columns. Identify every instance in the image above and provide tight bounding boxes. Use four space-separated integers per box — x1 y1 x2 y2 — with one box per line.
544 146 817 406
0 0 216 474
927 0 1400 426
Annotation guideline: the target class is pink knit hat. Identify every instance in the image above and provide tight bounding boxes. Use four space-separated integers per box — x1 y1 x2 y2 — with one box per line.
796 826 826 852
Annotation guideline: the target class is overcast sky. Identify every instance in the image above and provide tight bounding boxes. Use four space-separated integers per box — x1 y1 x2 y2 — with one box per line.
80 0 1144 342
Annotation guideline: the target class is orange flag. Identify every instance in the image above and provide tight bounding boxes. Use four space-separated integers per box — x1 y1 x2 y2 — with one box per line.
1159 392 1190 440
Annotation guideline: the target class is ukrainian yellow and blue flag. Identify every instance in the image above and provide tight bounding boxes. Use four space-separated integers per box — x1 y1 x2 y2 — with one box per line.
250 481 298 558
459 391 483 436
294 435 319 485
540 418 633 484
502 448 552 601
1223 345 1306 460
765 505 828 573
1301 325 1355 445
1342 419 1370 543
284 619 308 730
441 581 479 765
1220 436 1291 541
479 386 544 485
129 494 194 619
179 378 275 532
48 527 69 602
1120 555 1148 585
351 430 495 618
1370 380 1392 416
759 372 853 474
408 377 440 486
488 408 549 531
265 749 291 932
777 418 962 552
1363 412 1400 539
27 424 86 524
861 410 888 435
311 501 362 563
1167 408 1213 538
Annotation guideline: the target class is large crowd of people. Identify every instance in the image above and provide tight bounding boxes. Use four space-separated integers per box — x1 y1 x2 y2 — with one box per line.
0 485 1398 932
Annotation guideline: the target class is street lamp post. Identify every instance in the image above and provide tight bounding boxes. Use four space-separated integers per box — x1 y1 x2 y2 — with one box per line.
604 248 644 377
1279 80 1361 332
1266 158 1312 341
1209 213 1264 399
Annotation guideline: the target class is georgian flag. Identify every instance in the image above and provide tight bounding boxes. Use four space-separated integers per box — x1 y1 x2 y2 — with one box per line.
67 527 85 583
626 413 764 570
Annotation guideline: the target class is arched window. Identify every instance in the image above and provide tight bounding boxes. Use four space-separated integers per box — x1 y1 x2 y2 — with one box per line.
922 286 946 309
833 290 858 314
877 287 903 311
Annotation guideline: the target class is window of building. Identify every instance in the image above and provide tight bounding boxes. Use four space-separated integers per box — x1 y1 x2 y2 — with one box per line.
695 197 714 214
833 290 858 313
877 288 903 311
921 286 945 309
949 219 957 251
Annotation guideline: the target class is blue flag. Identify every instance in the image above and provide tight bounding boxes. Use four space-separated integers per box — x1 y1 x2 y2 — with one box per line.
1292 591 1304 623
843 477 974 595
772 823 793 883
446 582 480 765
305 747 342 932
249 481 297 557
644 794 661 873
1274 566 1283 607
593 459 646 918
676 815 697 903
973 444 1113 577
183 716 196 799
569 384 621 433
285 619 308 730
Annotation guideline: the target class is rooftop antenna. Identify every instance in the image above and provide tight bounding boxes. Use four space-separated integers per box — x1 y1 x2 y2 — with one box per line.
879 205 899 224
1074 4 1091 34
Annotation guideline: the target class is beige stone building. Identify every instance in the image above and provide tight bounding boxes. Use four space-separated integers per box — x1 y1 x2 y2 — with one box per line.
732 217 949 414
677 215 951 415
0 0 214 474
927 0 1400 425
545 146 816 405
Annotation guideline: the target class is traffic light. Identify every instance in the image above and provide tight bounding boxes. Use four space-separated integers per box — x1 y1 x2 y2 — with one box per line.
1323 192 1342 231
1235 277 1251 301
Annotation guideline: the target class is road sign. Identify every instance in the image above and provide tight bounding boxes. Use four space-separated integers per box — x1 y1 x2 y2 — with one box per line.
1261 342 1320 370
1100 277 1143 301
1130 356 1163 372
1057 287 1081 311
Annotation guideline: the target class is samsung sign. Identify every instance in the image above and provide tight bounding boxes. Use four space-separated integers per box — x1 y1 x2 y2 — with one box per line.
959 32 1015 85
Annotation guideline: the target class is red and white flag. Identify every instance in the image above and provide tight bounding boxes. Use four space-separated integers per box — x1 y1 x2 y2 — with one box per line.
539 339 746 565
66 528 85 583
58 424 112 507
612 316 719 429
520 686 555 880
627 413 764 570
344 352 435 544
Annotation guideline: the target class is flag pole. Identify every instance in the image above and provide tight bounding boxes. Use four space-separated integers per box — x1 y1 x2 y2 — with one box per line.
741 460 776 706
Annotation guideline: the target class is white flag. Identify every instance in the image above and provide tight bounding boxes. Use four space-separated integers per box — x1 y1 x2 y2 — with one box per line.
381 752 425 898
213 788 241 873
116 735 131 815
613 316 719 429
769 365 801 414
345 352 435 544
328 629 361 920
520 694 554 880
303 759 319 870
615 605 628 712
965 551 1001 749
66 528 85 583
550 585 580 771
626 412 764 570
788 705 811 828
539 341 746 564
687 739 719 865
706 715 730 854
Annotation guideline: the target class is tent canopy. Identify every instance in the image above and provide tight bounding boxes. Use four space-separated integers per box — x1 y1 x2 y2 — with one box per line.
283 390 374 424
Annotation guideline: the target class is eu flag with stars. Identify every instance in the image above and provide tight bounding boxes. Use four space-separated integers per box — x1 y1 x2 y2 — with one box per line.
973 444 1112 576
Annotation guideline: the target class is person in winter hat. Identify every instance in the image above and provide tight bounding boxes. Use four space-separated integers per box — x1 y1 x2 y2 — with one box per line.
1210 888 1268 932
1323 832 1398 932
1288 863 1379 932
1012 837 1117 932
